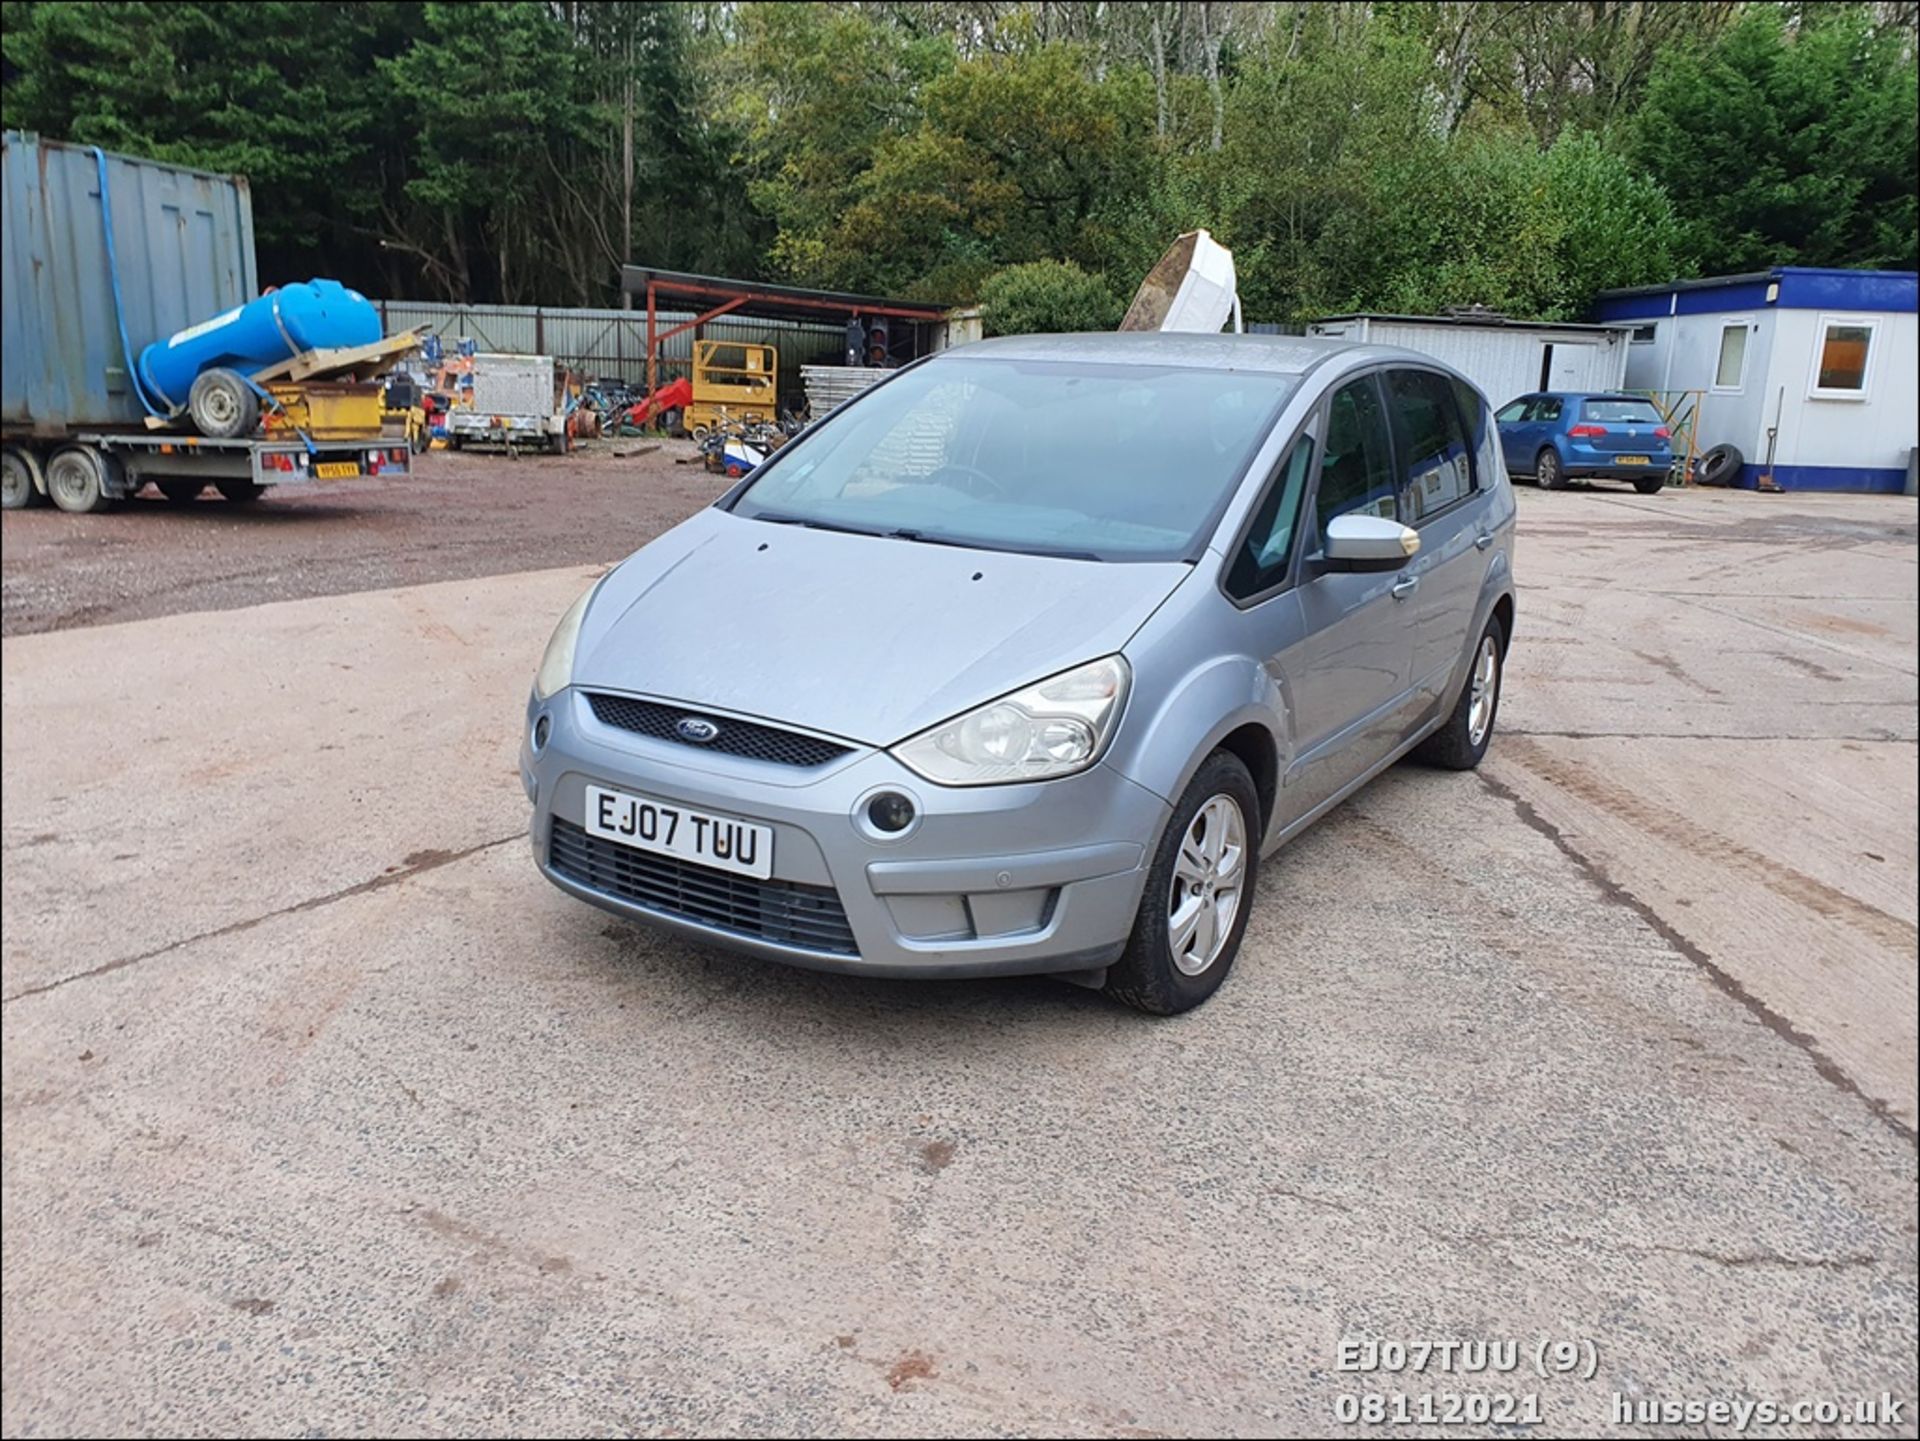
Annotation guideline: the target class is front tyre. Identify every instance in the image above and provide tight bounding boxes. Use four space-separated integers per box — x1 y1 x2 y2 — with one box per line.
1105 750 1261 1016
1414 614 1506 770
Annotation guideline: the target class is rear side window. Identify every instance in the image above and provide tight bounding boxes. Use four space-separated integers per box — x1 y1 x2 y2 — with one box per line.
1310 378 1397 550
1226 435 1315 600
1581 398 1663 425
1386 369 1473 522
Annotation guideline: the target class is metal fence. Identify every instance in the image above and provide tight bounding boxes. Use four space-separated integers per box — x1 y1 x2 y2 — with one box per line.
374 300 848 399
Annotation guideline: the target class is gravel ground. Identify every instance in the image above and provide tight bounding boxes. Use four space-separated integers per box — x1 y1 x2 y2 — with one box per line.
0 440 723 636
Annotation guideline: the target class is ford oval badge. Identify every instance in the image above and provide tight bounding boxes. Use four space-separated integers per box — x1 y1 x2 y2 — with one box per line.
676 716 720 744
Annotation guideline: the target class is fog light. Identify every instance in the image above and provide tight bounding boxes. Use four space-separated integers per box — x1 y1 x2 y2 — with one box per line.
532 713 551 752
867 791 915 833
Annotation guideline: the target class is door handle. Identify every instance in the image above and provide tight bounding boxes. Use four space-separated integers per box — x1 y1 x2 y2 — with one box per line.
1391 575 1420 599
1475 531 1495 550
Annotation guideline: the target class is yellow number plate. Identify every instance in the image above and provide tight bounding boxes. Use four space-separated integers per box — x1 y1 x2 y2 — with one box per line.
1618 455 1650 465
314 461 360 479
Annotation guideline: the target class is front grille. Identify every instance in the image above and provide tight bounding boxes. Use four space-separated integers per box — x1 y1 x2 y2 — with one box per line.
584 693 852 769
548 818 858 955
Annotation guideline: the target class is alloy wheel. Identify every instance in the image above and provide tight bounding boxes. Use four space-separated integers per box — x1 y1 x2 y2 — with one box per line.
1167 795 1247 976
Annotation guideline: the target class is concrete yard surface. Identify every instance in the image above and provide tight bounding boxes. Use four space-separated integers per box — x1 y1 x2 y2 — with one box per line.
2 481 1916 1436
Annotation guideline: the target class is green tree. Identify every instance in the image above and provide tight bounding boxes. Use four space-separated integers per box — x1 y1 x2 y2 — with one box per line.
1632 5 1919 271
978 259 1123 334
829 45 1160 300
720 3 952 286
2 0 425 293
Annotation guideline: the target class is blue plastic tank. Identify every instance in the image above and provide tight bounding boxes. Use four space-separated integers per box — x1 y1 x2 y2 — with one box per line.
136 279 382 410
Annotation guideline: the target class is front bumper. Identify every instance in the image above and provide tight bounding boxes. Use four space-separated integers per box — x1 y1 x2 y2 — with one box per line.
521 688 1170 978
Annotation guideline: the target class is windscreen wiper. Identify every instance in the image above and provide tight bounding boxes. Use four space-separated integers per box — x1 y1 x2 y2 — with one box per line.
885 528 1102 562
751 512 880 537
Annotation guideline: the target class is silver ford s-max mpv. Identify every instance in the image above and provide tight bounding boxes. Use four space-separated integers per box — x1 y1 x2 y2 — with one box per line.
523 333 1516 1013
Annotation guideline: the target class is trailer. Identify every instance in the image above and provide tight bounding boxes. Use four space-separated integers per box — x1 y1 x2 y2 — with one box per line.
443 352 569 455
1 131 410 511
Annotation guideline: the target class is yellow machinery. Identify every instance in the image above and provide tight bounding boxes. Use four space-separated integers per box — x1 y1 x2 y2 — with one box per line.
261 381 386 441
687 340 777 437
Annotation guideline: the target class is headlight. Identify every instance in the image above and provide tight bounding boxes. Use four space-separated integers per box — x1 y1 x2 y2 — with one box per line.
891 655 1130 786
533 581 599 700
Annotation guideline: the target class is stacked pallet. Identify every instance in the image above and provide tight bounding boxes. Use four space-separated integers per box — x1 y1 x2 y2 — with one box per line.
801 364 887 418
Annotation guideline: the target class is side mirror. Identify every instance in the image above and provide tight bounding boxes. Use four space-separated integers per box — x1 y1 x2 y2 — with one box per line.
1324 514 1420 571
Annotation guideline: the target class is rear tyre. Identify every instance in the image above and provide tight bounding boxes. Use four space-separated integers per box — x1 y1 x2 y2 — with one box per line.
1104 750 1262 1016
157 480 204 505
1414 614 1506 771
46 446 115 513
216 480 264 504
1536 448 1566 490
2 446 41 509
187 367 259 439
1632 474 1666 495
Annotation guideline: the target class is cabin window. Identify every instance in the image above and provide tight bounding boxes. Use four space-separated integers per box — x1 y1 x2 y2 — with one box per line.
1810 317 1876 398
1714 322 1749 391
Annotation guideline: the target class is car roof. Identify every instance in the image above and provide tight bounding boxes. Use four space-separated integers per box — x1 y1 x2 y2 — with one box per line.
1532 391 1656 402
955 331 1432 376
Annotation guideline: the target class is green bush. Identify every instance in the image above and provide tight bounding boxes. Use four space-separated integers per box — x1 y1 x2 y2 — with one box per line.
978 260 1124 336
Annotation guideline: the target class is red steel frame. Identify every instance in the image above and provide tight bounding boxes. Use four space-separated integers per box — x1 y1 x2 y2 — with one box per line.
640 276 945 395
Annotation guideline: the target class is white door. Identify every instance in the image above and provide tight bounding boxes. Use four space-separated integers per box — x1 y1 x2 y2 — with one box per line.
1546 343 1595 390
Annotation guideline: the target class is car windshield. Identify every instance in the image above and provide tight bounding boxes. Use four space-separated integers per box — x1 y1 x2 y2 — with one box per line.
1581 398 1664 425
729 356 1296 561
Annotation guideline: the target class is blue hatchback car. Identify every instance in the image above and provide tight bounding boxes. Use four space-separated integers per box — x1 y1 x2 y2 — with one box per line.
1494 392 1673 493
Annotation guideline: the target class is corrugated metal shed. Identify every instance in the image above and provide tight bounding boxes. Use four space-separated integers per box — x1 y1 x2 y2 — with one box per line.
1309 313 1631 409
2 132 257 434
378 301 846 400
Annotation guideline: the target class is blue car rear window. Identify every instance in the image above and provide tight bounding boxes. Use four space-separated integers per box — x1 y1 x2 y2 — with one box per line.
1581 399 1664 425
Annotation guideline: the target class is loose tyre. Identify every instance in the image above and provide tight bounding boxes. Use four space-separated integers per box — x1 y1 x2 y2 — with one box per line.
45 445 117 514
2 446 41 509
216 480 265 504
157 480 204 505
1414 614 1506 770
1535 447 1566 490
1105 750 1262 1016
1697 443 1744 487
187 367 260 439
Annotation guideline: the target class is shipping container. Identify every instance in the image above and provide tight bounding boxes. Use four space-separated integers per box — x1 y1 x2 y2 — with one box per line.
2 131 257 433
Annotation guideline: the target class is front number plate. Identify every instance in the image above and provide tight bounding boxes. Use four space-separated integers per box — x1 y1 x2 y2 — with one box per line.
584 784 773 880
314 461 360 478
1618 455 1651 466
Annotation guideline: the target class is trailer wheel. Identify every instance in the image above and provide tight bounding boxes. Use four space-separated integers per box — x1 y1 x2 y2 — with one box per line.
46 446 115 513
188 367 260 439
216 480 265 504
157 480 204 505
2 446 43 509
